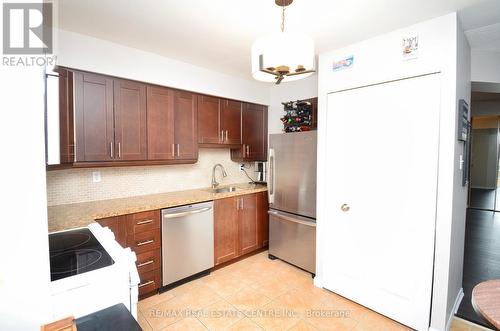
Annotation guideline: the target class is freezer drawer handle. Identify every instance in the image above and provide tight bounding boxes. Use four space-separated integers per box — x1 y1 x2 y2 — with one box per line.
268 210 316 227
341 204 350 212
163 206 212 219
137 239 154 246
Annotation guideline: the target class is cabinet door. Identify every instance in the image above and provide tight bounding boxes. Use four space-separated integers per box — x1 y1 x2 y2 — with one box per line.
257 192 269 248
74 72 114 162
174 91 198 160
113 79 147 161
238 194 259 256
58 68 74 164
220 99 242 145
197 95 220 144
214 197 239 265
242 103 267 161
96 216 127 248
147 86 175 160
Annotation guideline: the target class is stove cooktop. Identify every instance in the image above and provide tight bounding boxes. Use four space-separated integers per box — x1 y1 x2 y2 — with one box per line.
49 228 114 282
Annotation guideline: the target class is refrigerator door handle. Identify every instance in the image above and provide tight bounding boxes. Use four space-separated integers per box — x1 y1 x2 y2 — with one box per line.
269 148 275 204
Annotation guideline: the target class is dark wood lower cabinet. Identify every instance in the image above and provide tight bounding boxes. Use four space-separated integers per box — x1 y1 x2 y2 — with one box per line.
96 215 127 248
96 210 161 298
239 194 259 256
214 197 239 265
214 192 269 266
95 192 269 296
257 192 269 248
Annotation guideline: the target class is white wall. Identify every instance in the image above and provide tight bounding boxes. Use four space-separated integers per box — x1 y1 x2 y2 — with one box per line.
446 18 471 328
268 75 318 134
316 13 467 331
0 1 52 329
56 29 270 105
471 49 500 84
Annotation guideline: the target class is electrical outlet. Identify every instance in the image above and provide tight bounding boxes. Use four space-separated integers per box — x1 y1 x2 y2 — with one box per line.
239 164 245 171
92 171 101 183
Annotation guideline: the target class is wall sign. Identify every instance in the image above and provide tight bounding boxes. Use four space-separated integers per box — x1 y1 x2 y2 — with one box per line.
332 55 354 72
457 99 469 141
402 35 419 60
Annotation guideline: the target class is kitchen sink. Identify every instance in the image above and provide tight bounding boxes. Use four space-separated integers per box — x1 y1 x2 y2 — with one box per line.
205 186 240 194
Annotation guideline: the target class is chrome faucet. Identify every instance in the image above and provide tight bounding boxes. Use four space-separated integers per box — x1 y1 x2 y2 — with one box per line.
211 164 227 189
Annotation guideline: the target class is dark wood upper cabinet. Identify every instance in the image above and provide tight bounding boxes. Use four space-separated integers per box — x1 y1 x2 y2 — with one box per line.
231 103 268 162
220 99 242 145
146 86 175 160
56 67 268 168
74 71 114 162
197 95 220 144
173 91 198 160
113 79 147 161
198 97 242 147
57 68 74 164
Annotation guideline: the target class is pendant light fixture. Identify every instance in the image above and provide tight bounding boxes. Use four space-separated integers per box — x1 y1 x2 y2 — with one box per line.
251 0 315 84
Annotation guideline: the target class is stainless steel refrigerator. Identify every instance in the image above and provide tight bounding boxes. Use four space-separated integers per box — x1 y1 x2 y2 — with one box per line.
268 131 316 274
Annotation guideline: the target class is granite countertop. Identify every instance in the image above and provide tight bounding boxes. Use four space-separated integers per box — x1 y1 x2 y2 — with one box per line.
47 183 268 233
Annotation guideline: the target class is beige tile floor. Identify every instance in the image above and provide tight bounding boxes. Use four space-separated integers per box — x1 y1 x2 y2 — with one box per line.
138 251 487 331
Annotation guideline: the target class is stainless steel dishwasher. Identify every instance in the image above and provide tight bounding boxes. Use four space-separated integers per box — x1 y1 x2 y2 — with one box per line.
161 201 214 287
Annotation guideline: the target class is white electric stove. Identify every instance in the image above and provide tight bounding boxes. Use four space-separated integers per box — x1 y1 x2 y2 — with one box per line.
49 223 140 320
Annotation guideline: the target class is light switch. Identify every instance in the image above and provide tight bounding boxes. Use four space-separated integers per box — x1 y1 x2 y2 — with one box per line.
92 171 101 183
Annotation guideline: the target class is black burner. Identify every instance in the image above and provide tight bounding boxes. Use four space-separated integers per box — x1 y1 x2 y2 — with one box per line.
49 228 114 281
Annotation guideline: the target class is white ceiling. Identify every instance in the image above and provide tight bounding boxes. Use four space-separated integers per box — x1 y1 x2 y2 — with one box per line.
58 0 500 81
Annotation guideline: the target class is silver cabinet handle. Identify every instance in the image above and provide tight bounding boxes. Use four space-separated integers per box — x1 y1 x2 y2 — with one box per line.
117 142 121 158
241 198 244 209
110 142 114 158
225 130 228 142
177 144 180 157
138 280 154 288
246 145 250 156
136 219 153 225
163 206 212 219
172 143 175 157
137 260 154 268
242 144 246 157
341 204 350 212
220 130 223 143
137 239 154 246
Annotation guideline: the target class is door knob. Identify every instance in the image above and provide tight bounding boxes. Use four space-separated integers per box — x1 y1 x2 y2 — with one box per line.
341 204 350 212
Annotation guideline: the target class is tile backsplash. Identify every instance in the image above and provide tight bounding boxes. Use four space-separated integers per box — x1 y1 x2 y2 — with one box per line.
46 149 255 206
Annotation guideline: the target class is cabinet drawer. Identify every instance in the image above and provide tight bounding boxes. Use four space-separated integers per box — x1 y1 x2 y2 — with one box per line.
127 210 160 234
136 249 161 274
138 269 160 297
127 229 161 254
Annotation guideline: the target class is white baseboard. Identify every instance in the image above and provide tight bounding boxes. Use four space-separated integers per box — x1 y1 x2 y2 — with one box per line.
313 275 323 288
445 288 464 331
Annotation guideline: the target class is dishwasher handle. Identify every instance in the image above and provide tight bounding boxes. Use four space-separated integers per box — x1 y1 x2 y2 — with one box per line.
163 206 212 219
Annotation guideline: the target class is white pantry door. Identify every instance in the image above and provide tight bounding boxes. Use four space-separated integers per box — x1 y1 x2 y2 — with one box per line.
323 73 441 331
